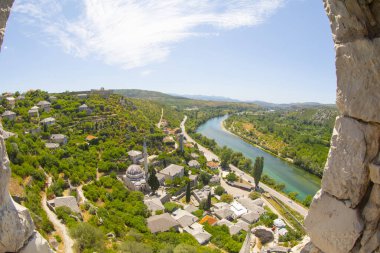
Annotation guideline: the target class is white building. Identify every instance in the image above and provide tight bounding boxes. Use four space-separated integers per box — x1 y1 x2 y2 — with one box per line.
230 201 248 218
78 104 92 114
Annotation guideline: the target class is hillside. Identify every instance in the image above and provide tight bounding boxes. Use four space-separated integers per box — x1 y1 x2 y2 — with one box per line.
225 107 339 177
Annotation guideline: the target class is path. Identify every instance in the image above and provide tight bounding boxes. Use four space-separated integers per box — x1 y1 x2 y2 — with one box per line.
181 116 308 218
41 193 74 253
157 108 164 128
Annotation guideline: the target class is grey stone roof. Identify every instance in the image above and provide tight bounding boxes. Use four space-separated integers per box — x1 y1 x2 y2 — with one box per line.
147 213 179 233
172 209 198 228
160 164 184 177
2 110 15 116
184 204 198 213
41 117 55 123
215 208 234 220
127 150 142 157
237 198 265 214
79 104 88 108
188 160 200 167
45 143 60 149
48 196 80 213
50 134 66 140
217 219 233 227
144 198 164 212
241 211 260 224
37 100 51 106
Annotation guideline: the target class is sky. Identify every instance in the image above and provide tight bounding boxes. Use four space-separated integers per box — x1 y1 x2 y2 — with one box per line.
0 0 336 104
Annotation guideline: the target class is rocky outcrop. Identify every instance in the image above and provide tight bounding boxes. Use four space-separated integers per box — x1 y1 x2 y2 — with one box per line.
0 0 14 51
251 226 274 244
304 190 364 253
304 1 380 253
0 2 54 253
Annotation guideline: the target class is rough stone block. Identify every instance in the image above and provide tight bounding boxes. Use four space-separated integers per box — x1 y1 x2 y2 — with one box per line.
322 116 380 207
369 163 380 184
336 38 380 123
305 190 364 253
361 184 380 246
19 232 54 253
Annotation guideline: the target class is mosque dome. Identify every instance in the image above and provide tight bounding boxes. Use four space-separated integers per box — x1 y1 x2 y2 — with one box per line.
126 164 144 180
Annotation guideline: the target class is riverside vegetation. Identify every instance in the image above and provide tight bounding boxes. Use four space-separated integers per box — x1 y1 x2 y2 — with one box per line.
224 108 338 177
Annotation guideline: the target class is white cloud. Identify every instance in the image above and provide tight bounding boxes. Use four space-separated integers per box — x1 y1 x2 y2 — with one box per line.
14 0 284 69
140 70 152 77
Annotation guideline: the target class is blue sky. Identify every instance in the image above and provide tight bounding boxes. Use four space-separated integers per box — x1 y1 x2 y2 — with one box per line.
0 0 336 103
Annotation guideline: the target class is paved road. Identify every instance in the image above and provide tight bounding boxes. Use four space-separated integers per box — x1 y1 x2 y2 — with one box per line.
180 116 219 162
228 164 308 217
181 116 308 218
41 193 74 253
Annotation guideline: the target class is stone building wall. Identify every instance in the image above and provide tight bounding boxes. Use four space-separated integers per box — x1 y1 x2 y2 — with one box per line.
301 1 380 253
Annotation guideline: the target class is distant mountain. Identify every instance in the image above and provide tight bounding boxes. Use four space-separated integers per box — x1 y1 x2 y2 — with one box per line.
113 89 187 101
250 101 336 109
173 94 335 109
172 94 242 103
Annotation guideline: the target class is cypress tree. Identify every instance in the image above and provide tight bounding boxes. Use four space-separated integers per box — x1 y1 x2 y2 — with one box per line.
206 192 212 210
186 182 191 203
148 168 160 194
253 156 264 190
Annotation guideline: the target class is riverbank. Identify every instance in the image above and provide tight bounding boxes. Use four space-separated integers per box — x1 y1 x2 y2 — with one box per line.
220 119 295 165
222 118 323 179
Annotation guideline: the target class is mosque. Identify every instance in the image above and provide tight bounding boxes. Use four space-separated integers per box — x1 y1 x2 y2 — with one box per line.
123 140 150 192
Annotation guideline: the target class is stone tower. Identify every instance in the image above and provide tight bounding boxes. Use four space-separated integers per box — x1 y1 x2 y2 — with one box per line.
143 139 149 175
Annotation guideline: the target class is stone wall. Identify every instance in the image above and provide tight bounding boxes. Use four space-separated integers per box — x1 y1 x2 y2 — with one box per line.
0 2 53 252
300 1 380 253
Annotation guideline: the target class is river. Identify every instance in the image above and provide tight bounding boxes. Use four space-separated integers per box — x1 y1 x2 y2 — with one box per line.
196 115 321 200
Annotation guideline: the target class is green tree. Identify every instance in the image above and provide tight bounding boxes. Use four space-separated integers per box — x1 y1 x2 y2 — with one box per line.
148 168 160 194
225 172 238 182
249 191 261 200
70 223 105 252
252 156 264 189
303 195 313 207
185 182 191 203
220 194 233 203
214 186 225 196
206 192 212 210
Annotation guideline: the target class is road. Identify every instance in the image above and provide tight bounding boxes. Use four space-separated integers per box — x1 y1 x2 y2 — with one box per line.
180 116 219 162
181 116 308 218
228 164 308 217
41 193 74 253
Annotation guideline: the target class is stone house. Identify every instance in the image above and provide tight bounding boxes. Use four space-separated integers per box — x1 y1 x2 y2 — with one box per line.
28 106 39 117
159 164 184 181
37 100 51 112
147 213 179 233
47 196 80 214
50 134 68 145
1 110 16 121
41 117 56 126
127 150 143 164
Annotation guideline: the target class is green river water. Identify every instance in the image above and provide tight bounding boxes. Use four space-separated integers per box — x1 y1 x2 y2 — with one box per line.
196 115 321 200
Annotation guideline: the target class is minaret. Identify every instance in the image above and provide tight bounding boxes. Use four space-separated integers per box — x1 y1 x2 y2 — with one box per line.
143 139 148 175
